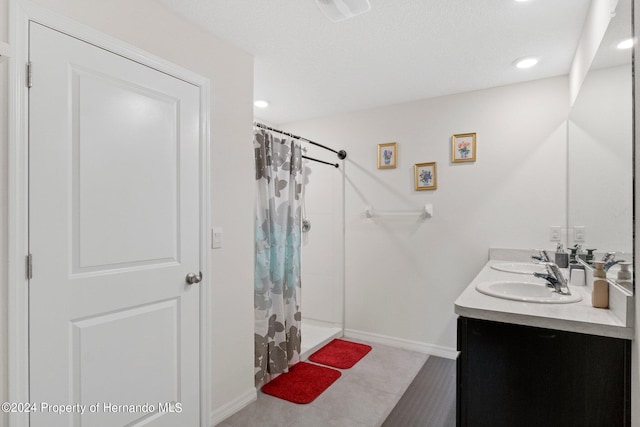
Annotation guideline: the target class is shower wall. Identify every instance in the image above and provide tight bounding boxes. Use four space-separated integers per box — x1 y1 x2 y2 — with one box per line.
299 143 345 327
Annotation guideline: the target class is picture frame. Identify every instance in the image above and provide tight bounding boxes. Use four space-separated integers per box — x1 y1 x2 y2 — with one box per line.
377 142 398 169
414 162 437 190
452 133 476 163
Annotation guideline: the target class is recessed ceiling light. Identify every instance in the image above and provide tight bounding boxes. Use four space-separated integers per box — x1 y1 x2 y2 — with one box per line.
514 0 531 2
617 38 634 50
514 57 538 69
254 100 269 109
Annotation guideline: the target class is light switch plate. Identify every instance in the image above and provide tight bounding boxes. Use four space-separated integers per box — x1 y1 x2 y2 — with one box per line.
212 227 223 249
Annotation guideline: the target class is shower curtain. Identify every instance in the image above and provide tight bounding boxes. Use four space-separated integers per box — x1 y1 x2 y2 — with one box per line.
254 128 303 387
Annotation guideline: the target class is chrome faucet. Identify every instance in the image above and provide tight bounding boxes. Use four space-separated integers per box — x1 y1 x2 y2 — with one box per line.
602 252 624 271
531 249 551 263
602 252 616 264
533 262 571 295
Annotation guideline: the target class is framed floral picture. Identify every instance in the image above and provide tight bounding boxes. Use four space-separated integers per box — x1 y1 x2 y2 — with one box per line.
414 162 437 190
452 133 476 163
377 142 397 169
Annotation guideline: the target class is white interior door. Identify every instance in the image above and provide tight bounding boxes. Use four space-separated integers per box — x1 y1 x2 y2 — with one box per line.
29 22 202 427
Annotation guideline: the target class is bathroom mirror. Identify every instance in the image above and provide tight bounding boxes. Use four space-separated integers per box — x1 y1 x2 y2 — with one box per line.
567 0 634 292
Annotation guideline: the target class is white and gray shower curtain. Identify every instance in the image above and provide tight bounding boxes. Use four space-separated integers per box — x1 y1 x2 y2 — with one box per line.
254 128 303 387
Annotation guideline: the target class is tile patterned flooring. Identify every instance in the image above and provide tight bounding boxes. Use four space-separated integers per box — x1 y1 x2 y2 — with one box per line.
216 339 433 427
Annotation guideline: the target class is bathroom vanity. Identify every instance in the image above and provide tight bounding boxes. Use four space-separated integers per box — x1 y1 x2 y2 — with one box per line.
455 257 633 427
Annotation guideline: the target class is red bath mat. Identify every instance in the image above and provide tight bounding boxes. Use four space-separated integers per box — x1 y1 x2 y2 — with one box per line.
309 339 372 369
261 361 341 404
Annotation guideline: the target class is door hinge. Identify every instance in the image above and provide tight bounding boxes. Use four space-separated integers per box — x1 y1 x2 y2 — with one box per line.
27 62 33 88
26 254 33 280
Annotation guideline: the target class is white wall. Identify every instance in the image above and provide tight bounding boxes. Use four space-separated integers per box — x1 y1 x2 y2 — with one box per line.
286 76 569 351
2 0 256 422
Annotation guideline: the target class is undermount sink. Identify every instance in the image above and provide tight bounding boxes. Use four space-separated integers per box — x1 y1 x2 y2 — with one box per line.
476 280 582 304
491 262 546 275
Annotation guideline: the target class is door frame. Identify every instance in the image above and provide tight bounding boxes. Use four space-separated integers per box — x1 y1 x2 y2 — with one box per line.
8 2 212 426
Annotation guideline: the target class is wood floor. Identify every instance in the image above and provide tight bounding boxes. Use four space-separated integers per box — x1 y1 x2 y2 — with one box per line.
382 356 456 426
217 339 456 427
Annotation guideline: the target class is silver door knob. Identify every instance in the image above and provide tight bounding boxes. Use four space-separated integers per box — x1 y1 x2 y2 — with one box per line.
186 272 203 285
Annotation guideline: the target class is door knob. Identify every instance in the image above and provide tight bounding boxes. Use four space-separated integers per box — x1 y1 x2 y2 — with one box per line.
186 272 203 285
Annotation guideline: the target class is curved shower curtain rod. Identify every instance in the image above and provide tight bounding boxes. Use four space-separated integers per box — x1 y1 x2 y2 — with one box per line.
254 122 348 167
302 155 340 168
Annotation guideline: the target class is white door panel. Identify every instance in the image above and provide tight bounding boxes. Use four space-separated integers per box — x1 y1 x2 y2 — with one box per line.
71 299 180 426
29 22 201 427
73 68 180 271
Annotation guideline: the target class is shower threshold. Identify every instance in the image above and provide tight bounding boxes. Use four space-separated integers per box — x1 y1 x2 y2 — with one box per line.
300 320 343 359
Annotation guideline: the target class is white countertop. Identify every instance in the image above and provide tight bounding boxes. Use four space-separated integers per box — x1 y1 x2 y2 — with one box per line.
454 259 634 340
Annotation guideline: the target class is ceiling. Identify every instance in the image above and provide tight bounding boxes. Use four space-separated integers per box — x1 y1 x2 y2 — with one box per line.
157 0 592 125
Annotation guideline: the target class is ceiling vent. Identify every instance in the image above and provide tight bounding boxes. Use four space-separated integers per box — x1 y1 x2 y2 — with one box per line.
315 0 371 22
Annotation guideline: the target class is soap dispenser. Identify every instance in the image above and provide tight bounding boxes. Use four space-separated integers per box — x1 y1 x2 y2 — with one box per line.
591 261 609 309
554 243 568 268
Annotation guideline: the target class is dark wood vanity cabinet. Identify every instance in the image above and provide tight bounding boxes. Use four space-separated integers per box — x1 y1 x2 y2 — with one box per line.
456 317 631 427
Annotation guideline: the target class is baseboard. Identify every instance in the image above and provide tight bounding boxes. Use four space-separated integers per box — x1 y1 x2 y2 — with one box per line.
344 328 458 360
209 387 257 427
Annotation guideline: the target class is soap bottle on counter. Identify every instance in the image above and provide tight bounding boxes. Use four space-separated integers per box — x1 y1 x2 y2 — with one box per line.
591 261 609 309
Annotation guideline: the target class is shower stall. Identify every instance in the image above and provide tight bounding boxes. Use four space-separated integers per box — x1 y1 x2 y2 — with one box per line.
253 123 346 362
299 141 345 358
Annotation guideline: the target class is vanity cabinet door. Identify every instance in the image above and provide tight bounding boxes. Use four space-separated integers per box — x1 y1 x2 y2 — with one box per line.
457 317 631 427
